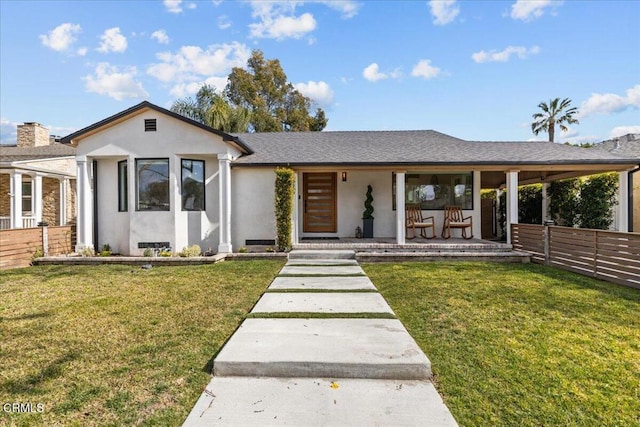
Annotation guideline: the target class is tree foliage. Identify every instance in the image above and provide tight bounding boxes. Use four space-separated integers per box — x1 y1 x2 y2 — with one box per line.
171 84 251 133
577 174 618 229
531 97 579 142
518 184 542 224
548 178 580 227
225 50 327 132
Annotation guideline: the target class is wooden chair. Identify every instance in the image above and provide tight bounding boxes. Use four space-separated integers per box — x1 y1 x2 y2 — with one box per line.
406 204 436 239
441 205 473 239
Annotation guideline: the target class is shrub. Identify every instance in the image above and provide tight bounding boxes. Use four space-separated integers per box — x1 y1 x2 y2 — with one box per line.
99 243 112 257
33 246 44 259
238 247 248 253
143 248 153 257
578 173 618 229
159 249 172 257
179 245 202 257
274 168 295 252
548 178 580 227
518 184 542 224
81 246 95 257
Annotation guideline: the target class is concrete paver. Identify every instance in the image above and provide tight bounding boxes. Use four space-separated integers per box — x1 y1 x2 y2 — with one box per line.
251 292 394 314
214 318 431 380
183 377 457 426
285 259 360 266
268 276 376 291
288 249 356 260
279 265 365 276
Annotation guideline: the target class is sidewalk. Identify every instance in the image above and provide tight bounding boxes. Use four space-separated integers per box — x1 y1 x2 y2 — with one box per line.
183 250 457 426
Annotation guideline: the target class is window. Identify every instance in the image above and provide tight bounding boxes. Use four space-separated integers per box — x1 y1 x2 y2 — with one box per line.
136 159 169 211
393 172 473 210
118 160 128 212
144 119 157 132
181 159 205 211
22 180 32 213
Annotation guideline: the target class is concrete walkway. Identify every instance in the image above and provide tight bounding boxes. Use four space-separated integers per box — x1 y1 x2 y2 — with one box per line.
183 250 457 426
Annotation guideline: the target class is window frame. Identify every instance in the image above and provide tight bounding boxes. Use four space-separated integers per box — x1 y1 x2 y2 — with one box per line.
135 158 170 211
392 171 474 210
21 179 33 214
118 160 128 212
180 159 205 211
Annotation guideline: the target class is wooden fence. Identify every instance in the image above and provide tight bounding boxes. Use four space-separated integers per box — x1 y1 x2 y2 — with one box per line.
0 225 75 270
512 224 640 289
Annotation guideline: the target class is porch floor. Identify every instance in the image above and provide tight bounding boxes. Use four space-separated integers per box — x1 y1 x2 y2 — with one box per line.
294 237 511 252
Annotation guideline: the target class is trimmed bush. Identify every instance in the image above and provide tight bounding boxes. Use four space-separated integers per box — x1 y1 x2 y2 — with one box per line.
518 184 542 224
578 173 618 229
274 168 295 252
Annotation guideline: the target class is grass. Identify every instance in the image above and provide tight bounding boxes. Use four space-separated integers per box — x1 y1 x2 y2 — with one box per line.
0 260 284 426
363 262 640 427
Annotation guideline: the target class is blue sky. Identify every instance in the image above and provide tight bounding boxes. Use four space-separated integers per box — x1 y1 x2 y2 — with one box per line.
1 0 639 145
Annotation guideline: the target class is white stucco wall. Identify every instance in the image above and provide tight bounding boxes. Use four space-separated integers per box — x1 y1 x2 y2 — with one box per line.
76 110 239 255
231 167 276 249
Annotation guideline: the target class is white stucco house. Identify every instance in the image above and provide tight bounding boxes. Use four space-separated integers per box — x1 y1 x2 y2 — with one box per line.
59 101 639 255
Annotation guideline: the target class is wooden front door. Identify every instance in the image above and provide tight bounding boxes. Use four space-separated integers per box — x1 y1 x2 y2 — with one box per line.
303 172 337 233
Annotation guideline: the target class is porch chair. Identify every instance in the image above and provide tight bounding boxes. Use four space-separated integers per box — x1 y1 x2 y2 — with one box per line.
405 204 436 239
441 205 473 239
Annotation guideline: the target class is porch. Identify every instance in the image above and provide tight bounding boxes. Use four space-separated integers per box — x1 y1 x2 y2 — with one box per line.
291 237 530 263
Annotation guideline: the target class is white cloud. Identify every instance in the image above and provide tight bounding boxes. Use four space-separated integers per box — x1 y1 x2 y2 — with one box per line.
294 81 334 106
218 15 232 30
186 2 197 10
40 23 81 52
77 47 88 56
318 1 361 19
151 29 170 44
212 0 223 6
579 85 640 118
411 59 441 79
84 62 148 100
164 0 183 13
98 27 128 53
609 126 640 139
510 0 560 22
0 117 20 145
429 0 459 25
363 63 387 82
471 45 540 63
250 11 317 40
147 42 250 95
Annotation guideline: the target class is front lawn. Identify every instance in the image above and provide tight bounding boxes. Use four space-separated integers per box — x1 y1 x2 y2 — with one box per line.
364 262 640 427
0 261 284 426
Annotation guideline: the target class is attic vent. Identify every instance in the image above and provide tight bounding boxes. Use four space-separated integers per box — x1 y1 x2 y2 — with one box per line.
144 119 157 132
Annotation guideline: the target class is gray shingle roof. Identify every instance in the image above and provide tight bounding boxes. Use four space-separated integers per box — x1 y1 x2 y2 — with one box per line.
0 143 76 162
592 134 640 159
232 130 639 167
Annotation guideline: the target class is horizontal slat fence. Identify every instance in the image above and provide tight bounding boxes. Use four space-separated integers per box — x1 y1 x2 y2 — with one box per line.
512 224 640 289
0 225 75 270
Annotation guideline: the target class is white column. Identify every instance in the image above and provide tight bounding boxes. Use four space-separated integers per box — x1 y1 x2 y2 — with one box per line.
217 154 233 253
10 171 23 228
76 158 94 251
33 174 43 224
59 178 68 225
541 182 550 224
396 171 406 245
291 171 299 245
618 171 629 232
506 171 519 244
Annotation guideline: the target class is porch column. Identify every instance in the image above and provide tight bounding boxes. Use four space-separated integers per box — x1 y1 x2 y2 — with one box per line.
76 158 94 251
217 154 232 253
33 174 43 225
617 171 629 232
10 171 23 229
541 182 550 224
59 177 68 226
396 171 406 245
506 170 519 244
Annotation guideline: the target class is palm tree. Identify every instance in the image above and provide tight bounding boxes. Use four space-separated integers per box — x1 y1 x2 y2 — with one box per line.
531 97 579 142
171 84 251 133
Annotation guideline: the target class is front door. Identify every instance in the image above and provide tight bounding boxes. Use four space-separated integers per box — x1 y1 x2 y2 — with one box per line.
303 172 337 233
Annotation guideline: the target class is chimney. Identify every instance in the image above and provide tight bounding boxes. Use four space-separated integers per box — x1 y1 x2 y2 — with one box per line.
17 122 51 147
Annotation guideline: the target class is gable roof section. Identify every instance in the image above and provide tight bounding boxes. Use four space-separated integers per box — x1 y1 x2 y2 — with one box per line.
59 101 253 154
592 134 640 159
232 130 639 167
0 142 76 163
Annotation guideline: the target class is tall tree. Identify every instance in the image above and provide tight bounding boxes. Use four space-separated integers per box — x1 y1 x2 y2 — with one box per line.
171 84 251 133
531 97 579 142
225 50 327 132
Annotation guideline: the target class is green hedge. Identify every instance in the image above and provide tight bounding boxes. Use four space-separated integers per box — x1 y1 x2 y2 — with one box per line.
274 168 295 252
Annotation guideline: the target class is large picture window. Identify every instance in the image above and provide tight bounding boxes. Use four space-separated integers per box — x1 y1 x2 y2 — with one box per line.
118 160 128 212
136 159 169 211
393 172 473 210
181 159 205 211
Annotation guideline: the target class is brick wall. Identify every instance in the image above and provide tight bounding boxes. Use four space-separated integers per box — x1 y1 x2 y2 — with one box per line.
42 177 59 225
0 174 9 216
17 122 50 147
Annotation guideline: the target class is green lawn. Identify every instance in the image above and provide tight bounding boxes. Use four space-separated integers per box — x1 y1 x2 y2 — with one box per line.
0 261 284 426
364 262 640 427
